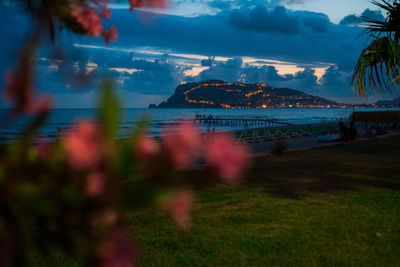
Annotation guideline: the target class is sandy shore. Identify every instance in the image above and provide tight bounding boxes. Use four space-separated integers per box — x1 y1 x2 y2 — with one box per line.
204 119 397 157
248 131 400 157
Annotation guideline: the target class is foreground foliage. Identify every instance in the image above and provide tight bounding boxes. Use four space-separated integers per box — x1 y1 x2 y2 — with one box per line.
0 2 251 265
0 81 250 266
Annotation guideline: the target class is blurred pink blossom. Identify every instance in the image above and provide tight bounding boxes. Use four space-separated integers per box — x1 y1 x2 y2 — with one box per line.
103 26 118 45
87 172 106 197
128 0 166 11
102 5 112 19
3 70 17 100
129 0 144 11
3 70 33 111
71 6 103 36
167 190 194 230
92 209 118 228
100 209 118 226
36 139 52 159
32 96 52 113
62 121 102 170
145 0 167 8
98 230 137 267
163 122 201 169
204 135 250 185
135 133 159 159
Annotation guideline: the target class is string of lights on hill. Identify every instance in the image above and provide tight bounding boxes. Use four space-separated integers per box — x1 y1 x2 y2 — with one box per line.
151 80 352 109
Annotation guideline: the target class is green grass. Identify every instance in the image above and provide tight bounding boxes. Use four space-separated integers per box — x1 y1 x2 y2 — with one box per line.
129 136 400 266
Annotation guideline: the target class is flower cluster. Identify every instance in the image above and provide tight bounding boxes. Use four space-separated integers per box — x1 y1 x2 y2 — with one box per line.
0 86 251 267
0 1 252 266
71 6 103 37
205 135 250 185
71 4 117 45
163 122 202 169
133 122 250 230
63 121 103 170
68 0 166 45
162 122 250 183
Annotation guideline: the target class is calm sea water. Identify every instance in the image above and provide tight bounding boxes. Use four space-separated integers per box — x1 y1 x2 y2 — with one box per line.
1 108 399 141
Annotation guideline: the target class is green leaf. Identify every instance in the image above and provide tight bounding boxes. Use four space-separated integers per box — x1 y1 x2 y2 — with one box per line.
351 36 400 96
117 114 155 176
98 78 121 140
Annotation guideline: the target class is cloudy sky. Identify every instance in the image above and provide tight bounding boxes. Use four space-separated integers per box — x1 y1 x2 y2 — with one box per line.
0 0 389 108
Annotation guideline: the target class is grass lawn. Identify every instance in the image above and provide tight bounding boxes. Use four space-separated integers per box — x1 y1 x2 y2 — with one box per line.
130 136 400 266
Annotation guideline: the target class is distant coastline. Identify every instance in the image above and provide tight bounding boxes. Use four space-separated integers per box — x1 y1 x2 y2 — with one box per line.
149 80 400 109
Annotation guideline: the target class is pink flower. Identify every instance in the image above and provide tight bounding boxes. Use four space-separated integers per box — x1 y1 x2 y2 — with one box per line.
3 70 17 100
100 209 117 226
134 133 159 159
145 0 167 8
128 0 144 11
163 122 201 169
36 139 52 159
3 70 33 111
86 172 106 197
128 0 167 10
102 5 112 19
62 121 102 170
71 6 103 36
3 70 51 114
98 230 137 267
92 209 118 228
32 96 52 113
167 190 194 230
204 135 250 185
103 26 118 45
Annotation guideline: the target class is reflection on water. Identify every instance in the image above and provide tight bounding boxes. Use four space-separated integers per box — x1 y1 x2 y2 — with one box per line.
1 108 399 141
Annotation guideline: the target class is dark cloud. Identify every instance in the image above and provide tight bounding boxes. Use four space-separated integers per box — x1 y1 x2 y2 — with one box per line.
190 60 356 99
339 14 359 26
229 5 332 35
318 66 354 97
207 0 235 10
201 56 215 67
284 0 304 4
230 6 301 34
198 58 243 81
340 8 384 26
361 8 385 21
302 12 330 33
207 0 305 11
243 65 287 83
94 8 367 71
114 56 185 95
0 4 377 106
33 44 185 98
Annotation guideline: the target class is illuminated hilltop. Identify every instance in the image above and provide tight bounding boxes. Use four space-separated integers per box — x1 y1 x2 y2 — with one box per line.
150 80 339 109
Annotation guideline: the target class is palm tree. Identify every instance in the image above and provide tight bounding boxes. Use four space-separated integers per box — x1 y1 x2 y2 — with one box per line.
352 0 400 96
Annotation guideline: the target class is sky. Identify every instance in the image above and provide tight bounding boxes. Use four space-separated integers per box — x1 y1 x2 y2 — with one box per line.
0 0 391 108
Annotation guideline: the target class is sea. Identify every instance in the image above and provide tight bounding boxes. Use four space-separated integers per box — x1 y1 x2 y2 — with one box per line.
1 108 399 142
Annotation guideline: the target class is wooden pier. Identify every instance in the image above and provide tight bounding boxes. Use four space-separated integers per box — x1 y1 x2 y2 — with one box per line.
194 117 291 127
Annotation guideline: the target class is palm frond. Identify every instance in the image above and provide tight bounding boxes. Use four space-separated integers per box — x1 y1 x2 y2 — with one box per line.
352 36 400 96
359 0 400 42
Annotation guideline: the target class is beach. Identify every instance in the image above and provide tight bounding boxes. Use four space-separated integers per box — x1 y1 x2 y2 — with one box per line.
230 123 400 156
